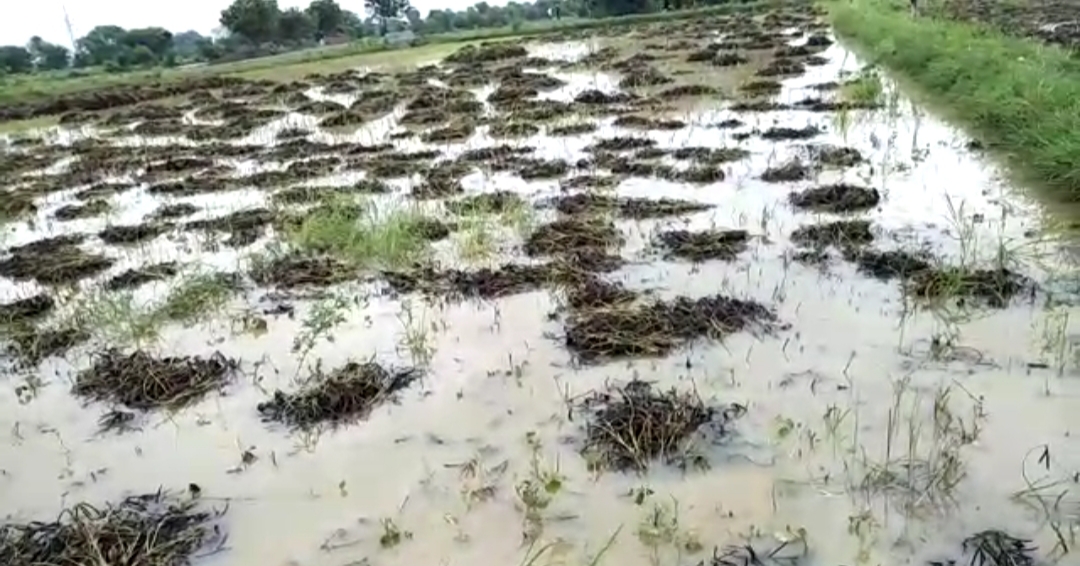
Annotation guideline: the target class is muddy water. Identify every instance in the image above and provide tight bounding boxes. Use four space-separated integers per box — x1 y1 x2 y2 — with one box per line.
3 33 1080 566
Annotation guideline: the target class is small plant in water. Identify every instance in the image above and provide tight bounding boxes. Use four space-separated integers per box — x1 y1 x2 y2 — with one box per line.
378 517 412 548
291 294 352 378
636 498 703 566
515 432 566 543
396 298 436 366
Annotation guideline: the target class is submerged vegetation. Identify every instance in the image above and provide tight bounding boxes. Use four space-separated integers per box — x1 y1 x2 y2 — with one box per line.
0 2 1074 566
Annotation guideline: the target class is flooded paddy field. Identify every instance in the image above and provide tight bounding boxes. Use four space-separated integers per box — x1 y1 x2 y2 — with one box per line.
4 2 1080 566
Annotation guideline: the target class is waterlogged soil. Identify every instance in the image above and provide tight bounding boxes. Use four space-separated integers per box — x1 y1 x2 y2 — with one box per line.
3 6 1080 566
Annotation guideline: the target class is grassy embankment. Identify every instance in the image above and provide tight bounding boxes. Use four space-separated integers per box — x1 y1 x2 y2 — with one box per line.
827 0 1080 203
0 0 771 107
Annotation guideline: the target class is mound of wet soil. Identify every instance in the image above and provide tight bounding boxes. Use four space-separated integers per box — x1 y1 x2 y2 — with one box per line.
565 293 778 361
657 229 750 261
0 235 114 285
552 193 711 219
789 184 881 213
258 361 420 428
580 380 744 471
0 491 224 566
74 349 239 411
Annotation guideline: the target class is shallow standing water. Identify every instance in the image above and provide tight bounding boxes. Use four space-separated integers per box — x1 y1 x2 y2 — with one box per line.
2 24 1080 566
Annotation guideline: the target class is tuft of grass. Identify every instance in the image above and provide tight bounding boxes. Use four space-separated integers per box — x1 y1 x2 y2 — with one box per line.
67 270 238 347
284 199 435 270
828 0 1080 201
839 68 884 105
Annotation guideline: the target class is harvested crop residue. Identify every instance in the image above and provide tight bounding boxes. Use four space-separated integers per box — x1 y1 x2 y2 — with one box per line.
791 220 874 249
907 267 1033 307
6 326 89 366
54 199 110 221
258 361 420 428
565 294 777 361
251 254 358 288
789 184 881 213
385 262 561 299
563 275 638 310
846 249 934 280
657 229 750 261
0 294 54 323
579 380 744 470
74 349 239 410
552 193 711 219
0 491 224 566
105 262 180 291
0 235 114 285
99 223 166 244
525 217 623 257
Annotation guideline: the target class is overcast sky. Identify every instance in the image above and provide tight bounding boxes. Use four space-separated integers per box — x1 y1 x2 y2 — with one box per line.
0 0 487 46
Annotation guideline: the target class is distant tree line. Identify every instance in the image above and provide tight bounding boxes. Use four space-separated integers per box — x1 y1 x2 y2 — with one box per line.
0 0 730 77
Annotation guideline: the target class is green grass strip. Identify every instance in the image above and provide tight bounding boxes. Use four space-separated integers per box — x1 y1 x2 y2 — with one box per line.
827 0 1080 201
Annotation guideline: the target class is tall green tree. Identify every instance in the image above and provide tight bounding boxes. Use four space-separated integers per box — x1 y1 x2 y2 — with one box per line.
27 36 70 70
122 27 174 60
74 25 127 67
365 0 411 36
220 0 282 44
306 0 345 40
0 45 33 74
278 8 316 44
